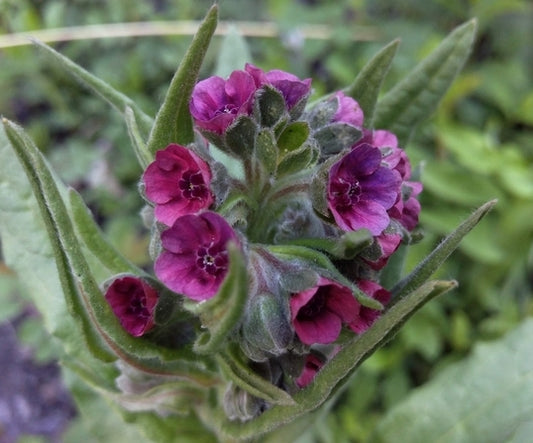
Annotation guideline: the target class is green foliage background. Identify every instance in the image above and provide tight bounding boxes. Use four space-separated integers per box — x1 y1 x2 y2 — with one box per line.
1 0 532 441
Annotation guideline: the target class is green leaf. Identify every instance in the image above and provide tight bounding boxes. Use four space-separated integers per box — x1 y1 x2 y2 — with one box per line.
147 5 218 152
371 319 533 443
278 122 310 153
68 189 145 276
344 39 400 126
215 25 251 78
187 243 248 354
217 280 457 440
32 40 153 138
217 346 296 406
392 200 496 298
124 106 153 168
373 19 477 145
2 119 217 383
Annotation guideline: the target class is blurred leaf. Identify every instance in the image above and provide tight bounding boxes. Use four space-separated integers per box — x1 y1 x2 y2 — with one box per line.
147 5 218 152
371 319 533 443
32 40 153 138
215 25 252 77
345 39 400 126
393 200 496 298
374 19 477 145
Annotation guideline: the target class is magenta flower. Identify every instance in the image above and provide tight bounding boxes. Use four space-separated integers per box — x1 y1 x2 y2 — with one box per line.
190 69 256 134
350 280 391 334
363 129 423 231
142 144 214 226
331 91 364 129
154 211 239 301
364 232 403 271
104 275 158 337
296 354 324 388
245 63 311 110
327 144 401 235
290 278 360 345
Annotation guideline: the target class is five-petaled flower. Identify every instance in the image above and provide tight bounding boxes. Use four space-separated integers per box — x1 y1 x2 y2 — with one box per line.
143 144 214 226
155 211 240 301
190 69 256 135
327 143 401 235
245 63 311 111
104 275 159 337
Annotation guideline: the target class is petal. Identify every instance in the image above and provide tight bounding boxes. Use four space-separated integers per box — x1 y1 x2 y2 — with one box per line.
294 310 343 345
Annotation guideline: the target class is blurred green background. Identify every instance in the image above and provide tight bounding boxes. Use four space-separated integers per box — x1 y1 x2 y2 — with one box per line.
1 0 532 441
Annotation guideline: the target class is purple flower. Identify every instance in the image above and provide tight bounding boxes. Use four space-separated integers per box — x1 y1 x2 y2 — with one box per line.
350 280 390 334
363 129 423 231
190 70 256 135
104 276 158 337
327 144 401 235
142 144 214 226
364 232 403 271
290 278 360 345
245 63 311 110
331 91 364 129
155 211 240 301
296 354 324 388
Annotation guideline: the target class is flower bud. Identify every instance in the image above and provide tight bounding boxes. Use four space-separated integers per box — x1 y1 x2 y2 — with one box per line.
242 292 293 358
223 383 265 422
103 274 159 337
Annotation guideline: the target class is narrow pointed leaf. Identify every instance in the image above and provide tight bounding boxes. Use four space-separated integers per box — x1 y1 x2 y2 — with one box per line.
32 40 153 137
217 346 295 406
125 106 153 168
218 280 457 440
215 25 251 78
147 5 218 152
372 319 533 443
392 200 496 299
68 188 145 276
3 119 218 383
344 39 400 126
189 244 248 354
373 19 477 145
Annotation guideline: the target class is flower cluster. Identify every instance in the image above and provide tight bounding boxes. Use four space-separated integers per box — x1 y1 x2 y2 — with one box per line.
103 63 421 418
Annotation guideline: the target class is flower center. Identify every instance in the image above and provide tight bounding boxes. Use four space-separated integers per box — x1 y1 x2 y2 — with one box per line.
127 294 150 320
298 287 328 319
331 177 362 210
214 104 238 116
196 243 228 277
179 171 209 200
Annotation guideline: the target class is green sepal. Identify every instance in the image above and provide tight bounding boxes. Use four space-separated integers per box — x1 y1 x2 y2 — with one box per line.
146 4 218 152
255 85 289 127
217 280 457 440
373 19 477 145
217 345 296 406
3 119 218 384
344 39 400 127
278 121 310 154
277 139 319 177
256 128 278 176
124 106 153 168
287 229 373 260
313 123 361 156
224 115 258 159
185 243 248 354
266 244 382 310
305 98 339 129
32 40 153 138
68 189 145 276
392 199 496 299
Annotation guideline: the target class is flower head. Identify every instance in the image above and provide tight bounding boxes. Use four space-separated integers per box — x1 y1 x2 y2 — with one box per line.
327 144 401 235
155 211 239 301
350 280 391 333
190 70 256 135
104 276 158 337
331 91 364 129
142 144 214 226
290 278 359 345
245 63 311 110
